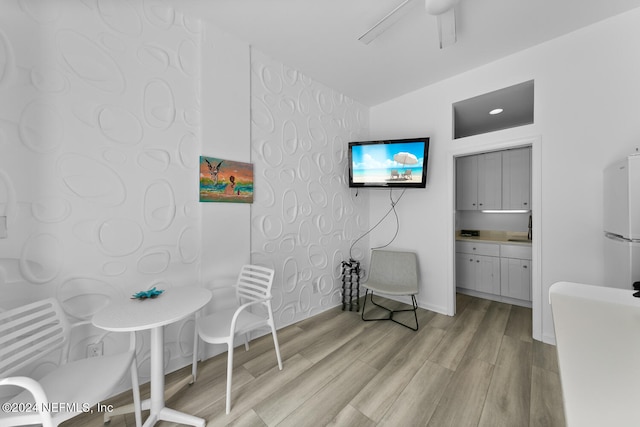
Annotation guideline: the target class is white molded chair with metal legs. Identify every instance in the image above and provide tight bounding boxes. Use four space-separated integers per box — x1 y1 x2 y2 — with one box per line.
361 249 420 331
192 265 283 414
0 298 141 427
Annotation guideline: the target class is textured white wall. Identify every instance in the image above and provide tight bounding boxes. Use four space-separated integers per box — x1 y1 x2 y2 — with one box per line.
0 0 202 391
250 50 370 328
200 24 251 287
0 1 371 401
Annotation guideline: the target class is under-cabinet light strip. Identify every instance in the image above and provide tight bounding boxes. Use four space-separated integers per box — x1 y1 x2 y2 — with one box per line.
481 210 530 214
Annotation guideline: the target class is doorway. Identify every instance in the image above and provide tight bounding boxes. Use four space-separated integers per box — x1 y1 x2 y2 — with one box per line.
447 136 542 341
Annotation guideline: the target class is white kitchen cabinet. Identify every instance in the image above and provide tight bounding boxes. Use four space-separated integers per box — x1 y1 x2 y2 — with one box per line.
500 258 531 300
502 147 531 210
477 152 502 210
456 155 478 210
456 252 476 290
456 241 532 305
456 152 502 210
476 255 501 295
500 244 532 302
455 241 500 295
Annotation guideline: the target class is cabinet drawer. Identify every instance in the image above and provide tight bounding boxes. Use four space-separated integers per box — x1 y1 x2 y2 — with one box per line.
500 244 532 260
456 241 500 257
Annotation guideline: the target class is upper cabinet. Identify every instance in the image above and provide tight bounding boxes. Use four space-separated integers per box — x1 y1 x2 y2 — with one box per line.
456 147 531 211
456 155 478 210
502 147 531 210
456 152 502 210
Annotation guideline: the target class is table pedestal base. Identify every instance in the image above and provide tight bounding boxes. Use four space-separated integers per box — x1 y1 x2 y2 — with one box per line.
103 374 196 424
143 406 206 427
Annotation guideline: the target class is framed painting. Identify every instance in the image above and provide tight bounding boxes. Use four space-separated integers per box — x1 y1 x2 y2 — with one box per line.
199 156 253 203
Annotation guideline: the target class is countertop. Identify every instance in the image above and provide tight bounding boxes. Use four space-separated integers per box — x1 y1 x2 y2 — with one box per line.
455 230 532 246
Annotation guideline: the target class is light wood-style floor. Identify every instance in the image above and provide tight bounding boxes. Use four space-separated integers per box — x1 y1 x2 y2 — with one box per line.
63 293 565 427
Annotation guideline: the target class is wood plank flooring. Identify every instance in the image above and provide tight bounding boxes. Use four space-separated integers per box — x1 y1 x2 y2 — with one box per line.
62 294 565 427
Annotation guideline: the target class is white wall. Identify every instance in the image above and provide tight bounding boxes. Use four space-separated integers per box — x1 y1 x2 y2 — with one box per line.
250 50 370 327
0 0 203 392
369 8 640 343
0 0 370 399
200 25 251 287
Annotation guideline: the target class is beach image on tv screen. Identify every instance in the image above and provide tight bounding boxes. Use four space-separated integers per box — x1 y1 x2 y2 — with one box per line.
351 141 425 184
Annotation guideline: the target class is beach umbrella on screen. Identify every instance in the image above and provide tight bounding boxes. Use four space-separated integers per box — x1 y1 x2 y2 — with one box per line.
393 152 418 168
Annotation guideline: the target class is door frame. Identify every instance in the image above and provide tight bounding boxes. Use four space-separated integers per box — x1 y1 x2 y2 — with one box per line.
447 135 542 341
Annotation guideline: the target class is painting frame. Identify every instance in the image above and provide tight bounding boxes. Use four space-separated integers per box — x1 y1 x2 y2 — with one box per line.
199 155 254 203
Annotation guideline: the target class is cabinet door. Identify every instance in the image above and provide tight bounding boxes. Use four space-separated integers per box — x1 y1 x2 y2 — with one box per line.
456 252 476 290
501 258 531 300
456 155 478 210
477 152 502 210
502 147 531 210
476 255 501 295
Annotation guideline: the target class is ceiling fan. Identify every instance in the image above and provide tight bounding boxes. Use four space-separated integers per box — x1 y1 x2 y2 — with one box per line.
358 0 461 49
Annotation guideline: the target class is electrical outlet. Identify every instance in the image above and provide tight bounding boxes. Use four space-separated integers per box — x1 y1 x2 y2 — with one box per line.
87 342 103 358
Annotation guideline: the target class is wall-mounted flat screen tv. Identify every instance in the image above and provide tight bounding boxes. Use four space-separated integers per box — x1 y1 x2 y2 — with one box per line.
348 137 430 188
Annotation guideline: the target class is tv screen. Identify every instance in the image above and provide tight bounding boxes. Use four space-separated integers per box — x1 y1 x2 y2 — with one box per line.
348 137 430 188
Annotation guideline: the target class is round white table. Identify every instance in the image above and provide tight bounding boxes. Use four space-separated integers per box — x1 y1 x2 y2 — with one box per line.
93 286 212 427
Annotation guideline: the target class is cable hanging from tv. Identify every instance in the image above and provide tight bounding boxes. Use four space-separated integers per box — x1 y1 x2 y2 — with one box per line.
349 187 406 260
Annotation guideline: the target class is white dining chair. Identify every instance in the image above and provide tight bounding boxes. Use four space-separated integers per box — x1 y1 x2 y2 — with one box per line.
192 264 283 414
0 298 141 427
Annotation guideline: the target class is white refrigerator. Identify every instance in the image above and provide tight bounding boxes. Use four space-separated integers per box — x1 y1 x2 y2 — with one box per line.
603 154 640 290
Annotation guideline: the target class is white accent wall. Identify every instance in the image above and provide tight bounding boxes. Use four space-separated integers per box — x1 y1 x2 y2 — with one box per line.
0 1 203 390
0 0 369 398
369 8 640 343
250 50 369 327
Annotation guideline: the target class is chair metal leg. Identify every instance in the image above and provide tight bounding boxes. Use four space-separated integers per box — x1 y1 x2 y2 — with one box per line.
244 333 250 351
191 337 198 383
361 290 419 331
270 323 283 370
226 342 234 414
192 316 200 383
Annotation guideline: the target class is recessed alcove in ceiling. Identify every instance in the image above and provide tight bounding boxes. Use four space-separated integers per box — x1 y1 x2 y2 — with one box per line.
453 80 534 139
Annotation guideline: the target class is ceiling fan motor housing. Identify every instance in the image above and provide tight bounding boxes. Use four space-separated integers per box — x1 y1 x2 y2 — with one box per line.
425 0 460 15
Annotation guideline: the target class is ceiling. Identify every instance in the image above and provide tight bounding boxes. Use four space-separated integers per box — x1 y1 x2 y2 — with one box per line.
171 0 640 106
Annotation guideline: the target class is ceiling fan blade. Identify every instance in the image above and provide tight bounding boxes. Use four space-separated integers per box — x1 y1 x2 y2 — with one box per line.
437 8 456 49
358 0 422 44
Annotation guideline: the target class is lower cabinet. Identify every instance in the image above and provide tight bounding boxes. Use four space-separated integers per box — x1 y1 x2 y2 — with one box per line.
455 252 475 290
500 258 531 300
456 253 500 294
456 241 532 306
455 242 500 296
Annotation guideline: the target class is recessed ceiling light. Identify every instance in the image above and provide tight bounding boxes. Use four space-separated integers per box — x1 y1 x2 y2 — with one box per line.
489 108 504 115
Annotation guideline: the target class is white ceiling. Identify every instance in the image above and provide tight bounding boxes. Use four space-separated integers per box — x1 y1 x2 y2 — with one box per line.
172 0 640 106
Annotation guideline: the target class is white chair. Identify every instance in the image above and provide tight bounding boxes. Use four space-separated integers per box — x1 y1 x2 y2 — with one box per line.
361 249 420 331
192 265 283 414
0 298 141 427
